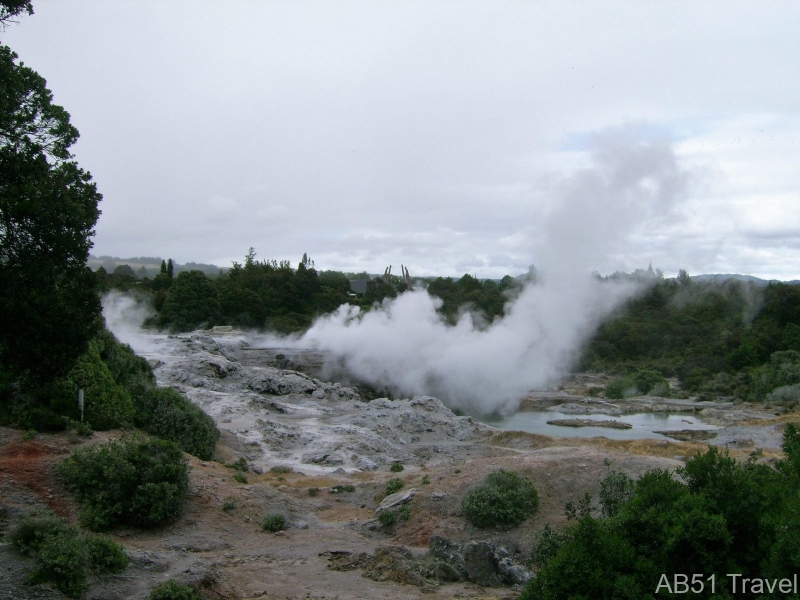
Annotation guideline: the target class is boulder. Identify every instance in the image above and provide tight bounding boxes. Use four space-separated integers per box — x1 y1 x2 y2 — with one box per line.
463 541 532 587
376 488 417 513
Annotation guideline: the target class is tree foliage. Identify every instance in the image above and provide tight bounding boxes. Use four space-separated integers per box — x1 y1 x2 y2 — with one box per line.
0 41 102 383
523 429 800 600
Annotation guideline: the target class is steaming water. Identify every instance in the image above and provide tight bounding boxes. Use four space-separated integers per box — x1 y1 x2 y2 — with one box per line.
484 411 719 441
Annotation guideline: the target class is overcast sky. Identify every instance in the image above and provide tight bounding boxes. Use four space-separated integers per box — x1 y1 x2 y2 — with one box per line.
4 1 799 279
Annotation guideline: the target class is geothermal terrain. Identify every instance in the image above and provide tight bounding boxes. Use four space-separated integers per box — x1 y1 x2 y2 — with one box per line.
1 330 796 600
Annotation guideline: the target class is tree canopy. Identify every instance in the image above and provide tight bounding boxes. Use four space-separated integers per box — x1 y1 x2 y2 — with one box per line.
0 40 102 382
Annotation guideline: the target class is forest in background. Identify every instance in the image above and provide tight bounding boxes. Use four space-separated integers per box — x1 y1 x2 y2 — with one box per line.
95 249 800 405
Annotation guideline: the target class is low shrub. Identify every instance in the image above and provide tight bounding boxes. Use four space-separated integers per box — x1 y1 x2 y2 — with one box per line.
379 510 397 527
58 436 188 530
767 383 800 404
233 471 247 484
385 478 403 496
148 580 200 600
461 469 538 528
390 462 404 472
270 465 291 474
262 514 286 532
11 516 127 598
135 386 219 460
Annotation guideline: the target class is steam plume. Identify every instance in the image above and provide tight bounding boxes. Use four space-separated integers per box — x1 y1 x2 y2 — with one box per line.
303 125 692 415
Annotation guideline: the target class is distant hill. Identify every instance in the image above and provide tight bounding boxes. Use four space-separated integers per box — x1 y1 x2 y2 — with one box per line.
692 273 800 286
87 255 224 278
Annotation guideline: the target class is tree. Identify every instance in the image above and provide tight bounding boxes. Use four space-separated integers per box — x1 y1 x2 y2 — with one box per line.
0 1 33 29
0 43 102 382
166 258 174 278
160 259 167 275
157 270 220 331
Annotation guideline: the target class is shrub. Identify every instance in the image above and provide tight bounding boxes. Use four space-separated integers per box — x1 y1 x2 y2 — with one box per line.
222 499 235 512
84 534 129 573
421 475 430 485
53 339 135 430
227 457 248 471
135 386 219 460
234 471 247 484
308 487 318 497
385 478 403 496
10 516 69 555
58 436 188 530
766 384 800 404
379 510 397 527
461 470 538 528
11 516 127 598
148 580 200 600
604 376 633 399
390 462 404 472
530 524 571 570
262 514 286 532
270 465 291 474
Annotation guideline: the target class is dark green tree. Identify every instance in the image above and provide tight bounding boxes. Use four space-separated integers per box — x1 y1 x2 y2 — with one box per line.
0 1 33 28
157 270 219 331
0 42 102 382
160 259 167 275
166 258 174 278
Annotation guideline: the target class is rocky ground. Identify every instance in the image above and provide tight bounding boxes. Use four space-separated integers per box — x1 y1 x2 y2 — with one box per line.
1 331 797 600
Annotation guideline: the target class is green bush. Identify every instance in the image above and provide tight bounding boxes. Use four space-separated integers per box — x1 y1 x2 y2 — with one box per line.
11 516 127 598
390 462 404 472
379 510 397 527
58 436 188 530
84 534 128 573
148 580 200 600
262 514 286 532
461 470 538 528
135 386 219 460
234 471 247 484
385 478 403 496
54 339 135 430
10 515 69 555
604 376 634 400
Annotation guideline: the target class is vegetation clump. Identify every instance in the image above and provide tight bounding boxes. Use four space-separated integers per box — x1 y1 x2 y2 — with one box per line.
11 515 127 598
521 424 800 599
385 478 404 496
390 462 404 472
262 514 287 532
58 436 188 530
461 469 538 528
134 386 219 460
148 580 200 600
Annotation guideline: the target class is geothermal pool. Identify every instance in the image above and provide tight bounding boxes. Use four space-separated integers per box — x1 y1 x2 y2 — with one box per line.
484 410 719 441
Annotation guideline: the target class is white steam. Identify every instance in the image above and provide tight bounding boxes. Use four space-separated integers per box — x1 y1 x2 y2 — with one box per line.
101 291 158 353
305 275 636 415
303 125 693 415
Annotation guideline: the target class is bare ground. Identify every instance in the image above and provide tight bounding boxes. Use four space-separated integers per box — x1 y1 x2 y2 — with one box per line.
6 416 797 600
